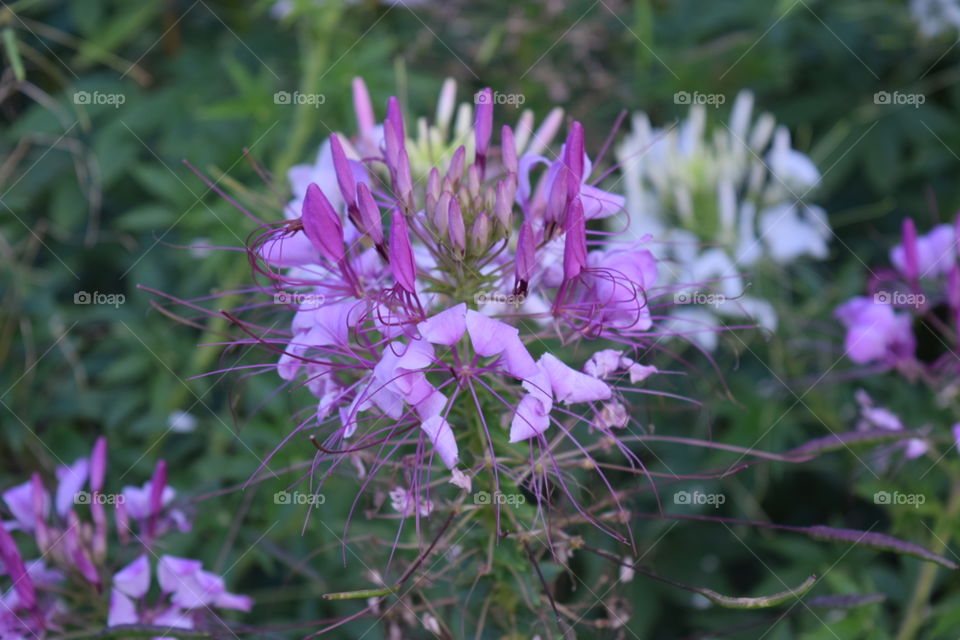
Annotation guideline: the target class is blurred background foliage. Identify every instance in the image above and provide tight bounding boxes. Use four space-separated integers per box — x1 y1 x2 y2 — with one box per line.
3 0 960 637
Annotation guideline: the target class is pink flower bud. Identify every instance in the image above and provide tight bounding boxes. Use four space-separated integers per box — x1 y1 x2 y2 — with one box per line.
447 145 466 185
147 460 167 539
494 180 513 229
356 182 384 245
352 77 376 140
389 208 417 293
434 191 452 237
471 212 490 251
474 88 494 168
0 525 35 612
90 436 107 493
563 122 585 200
329 134 356 213
901 218 919 282
448 197 466 253
546 166 570 228
302 183 346 264
516 221 535 285
563 197 587 281
501 125 518 175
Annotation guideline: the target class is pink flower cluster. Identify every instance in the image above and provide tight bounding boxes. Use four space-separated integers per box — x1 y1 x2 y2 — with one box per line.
836 216 959 376
242 81 671 496
0 439 250 638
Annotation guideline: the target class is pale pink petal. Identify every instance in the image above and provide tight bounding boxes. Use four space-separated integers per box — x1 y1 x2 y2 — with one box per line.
510 394 552 442
107 590 139 626
540 353 612 404
421 416 458 468
113 554 150 599
418 304 468 345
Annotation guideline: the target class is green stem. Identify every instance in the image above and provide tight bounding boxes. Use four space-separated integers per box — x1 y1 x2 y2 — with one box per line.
895 476 960 640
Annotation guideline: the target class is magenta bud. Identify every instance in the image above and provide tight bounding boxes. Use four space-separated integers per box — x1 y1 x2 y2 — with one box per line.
563 197 588 281
147 459 167 538
501 125 518 175
563 122 585 200
30 473 49 552
302 183 346 264
448 197 466 254
902 218 919 282
356 182 384 245
330 134 357 212
516 221 535 284
352 77 376 140
90 436 107 493
474 89 494 164
389 208 417 293
949 264 960 310
0 526 35 612
447 145 466 185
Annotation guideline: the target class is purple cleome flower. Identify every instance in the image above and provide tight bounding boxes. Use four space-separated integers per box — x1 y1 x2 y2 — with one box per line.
198 78 710 539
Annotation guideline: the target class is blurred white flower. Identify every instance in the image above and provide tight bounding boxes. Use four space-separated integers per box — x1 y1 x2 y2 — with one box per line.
616 91 830 348
910 0 960 38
